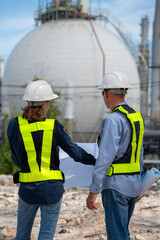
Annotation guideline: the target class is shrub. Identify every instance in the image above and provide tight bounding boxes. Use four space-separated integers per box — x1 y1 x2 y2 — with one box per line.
0 139 18 174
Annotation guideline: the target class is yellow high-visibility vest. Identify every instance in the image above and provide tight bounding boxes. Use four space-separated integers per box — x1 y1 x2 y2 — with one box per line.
106 105 144 176
17 116 63 183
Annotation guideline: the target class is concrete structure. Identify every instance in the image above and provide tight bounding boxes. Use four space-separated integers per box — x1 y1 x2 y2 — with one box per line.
139 16 149 118
63 81 74 138
78 0 88 13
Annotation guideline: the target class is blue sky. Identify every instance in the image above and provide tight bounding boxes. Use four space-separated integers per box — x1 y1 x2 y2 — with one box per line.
0 0 156 68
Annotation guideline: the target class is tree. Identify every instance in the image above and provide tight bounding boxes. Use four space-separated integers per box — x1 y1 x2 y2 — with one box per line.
0 139 18 174
46 91 61 119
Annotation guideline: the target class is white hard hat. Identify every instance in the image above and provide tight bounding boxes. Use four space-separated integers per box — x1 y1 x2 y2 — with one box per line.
98 71 130 90
23 80 58 102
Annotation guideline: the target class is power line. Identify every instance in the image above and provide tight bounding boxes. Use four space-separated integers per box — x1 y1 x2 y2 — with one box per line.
1 80 160 89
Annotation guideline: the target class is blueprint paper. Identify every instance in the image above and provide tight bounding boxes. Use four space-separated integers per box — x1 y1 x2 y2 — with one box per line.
60 142 160 192
140 167 160 196
59 143 98 188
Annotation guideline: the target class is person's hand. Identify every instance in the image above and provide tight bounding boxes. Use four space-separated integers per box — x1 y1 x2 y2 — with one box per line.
86 192 97 209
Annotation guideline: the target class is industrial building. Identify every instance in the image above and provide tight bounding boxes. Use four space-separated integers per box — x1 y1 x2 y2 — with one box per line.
0 0 160 162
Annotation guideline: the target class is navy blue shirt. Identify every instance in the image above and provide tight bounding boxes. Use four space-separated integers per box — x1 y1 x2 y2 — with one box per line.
7 117 95 204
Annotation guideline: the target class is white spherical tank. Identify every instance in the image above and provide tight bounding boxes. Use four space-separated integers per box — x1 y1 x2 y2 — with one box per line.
2 19 140 142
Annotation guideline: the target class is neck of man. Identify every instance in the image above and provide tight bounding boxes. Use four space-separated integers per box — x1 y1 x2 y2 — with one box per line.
111 98 125 111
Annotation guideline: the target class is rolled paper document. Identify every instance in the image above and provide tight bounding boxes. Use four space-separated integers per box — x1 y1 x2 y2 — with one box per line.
140 167 160 196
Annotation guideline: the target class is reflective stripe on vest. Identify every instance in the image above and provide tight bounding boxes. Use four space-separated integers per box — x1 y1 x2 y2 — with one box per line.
106 105 144 176
18 116 63 182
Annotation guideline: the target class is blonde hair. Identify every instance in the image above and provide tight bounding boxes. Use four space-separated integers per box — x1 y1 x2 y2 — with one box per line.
21 105 45 121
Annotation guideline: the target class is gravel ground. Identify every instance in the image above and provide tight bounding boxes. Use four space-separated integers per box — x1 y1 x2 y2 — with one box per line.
0 175 160 240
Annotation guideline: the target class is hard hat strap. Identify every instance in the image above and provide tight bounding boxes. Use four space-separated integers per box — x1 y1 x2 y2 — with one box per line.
28 101 44 107
110 89 128 95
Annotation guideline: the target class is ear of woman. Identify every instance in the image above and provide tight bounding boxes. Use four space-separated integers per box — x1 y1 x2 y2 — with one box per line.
42 101 51 115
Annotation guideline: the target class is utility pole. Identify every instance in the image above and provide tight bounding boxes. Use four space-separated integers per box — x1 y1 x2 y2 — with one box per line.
63 81 74 139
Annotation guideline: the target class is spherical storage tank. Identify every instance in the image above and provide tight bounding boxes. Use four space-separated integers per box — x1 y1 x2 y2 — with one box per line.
2 19 140 142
